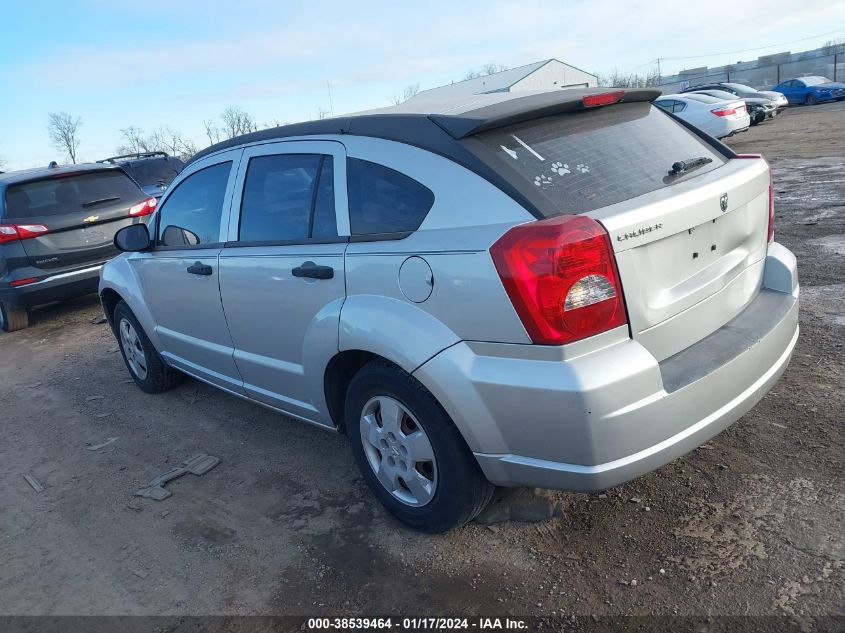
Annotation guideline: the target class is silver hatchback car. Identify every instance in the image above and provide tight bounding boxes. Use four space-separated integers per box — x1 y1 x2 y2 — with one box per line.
101 88 799 532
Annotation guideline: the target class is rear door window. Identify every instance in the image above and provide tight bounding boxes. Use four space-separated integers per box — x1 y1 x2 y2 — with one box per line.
347 158 434 235
238 153 336 243
157 162 231 247
4 170 145 219
473 102 727 216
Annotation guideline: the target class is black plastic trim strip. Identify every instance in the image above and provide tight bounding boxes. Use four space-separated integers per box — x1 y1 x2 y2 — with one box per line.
222 236 349 248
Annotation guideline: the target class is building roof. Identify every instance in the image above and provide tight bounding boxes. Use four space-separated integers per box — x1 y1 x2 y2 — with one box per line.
405 58 599 104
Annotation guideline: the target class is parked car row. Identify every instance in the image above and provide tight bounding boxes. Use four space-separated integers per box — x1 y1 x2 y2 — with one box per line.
656 75 844 140
0 153 183 331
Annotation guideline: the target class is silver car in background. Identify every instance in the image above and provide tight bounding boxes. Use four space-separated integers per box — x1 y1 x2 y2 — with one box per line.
655 93 751 138
100 88 798 532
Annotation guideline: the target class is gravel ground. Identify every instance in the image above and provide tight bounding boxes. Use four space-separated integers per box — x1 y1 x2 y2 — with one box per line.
0 102 842 622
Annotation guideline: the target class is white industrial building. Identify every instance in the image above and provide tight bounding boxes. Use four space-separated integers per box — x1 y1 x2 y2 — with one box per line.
407 59 598 104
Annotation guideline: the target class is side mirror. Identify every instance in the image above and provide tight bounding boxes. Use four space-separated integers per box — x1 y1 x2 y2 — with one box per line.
115 223 151 252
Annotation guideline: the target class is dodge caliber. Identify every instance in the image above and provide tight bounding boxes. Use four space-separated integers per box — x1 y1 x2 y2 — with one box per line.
99 89 799 532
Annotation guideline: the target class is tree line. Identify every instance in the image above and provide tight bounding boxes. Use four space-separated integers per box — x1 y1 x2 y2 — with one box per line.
43 105 297 166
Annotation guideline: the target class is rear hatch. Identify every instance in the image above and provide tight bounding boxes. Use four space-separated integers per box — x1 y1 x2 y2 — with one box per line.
2 168 147 272
473 100 770 361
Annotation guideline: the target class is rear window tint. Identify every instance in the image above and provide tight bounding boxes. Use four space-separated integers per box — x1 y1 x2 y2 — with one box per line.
347 158 434 235
4 170 145 219
121 158 183 187
474 102 726 216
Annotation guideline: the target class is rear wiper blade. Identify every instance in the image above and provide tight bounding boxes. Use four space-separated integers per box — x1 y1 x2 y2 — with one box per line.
82 196 120 208
668 157 712 175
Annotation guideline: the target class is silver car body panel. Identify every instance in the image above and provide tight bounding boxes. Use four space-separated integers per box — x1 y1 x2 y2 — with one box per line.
416 245 798 490
100 93 799 493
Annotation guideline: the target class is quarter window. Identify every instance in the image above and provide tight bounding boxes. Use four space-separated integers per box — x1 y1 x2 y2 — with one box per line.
238 154 336 242
157 161 231 247
347 158 434 235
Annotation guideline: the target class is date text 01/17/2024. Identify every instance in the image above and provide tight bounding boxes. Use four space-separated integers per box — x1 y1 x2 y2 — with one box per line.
306 617 528 630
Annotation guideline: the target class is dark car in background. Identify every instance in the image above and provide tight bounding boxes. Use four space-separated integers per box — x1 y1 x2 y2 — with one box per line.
772 76 845 105
0 164 155 331
687 88 776 124
681 82 786 111
97 152 184 199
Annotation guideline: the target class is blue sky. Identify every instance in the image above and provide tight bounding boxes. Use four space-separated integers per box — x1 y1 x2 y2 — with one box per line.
2 0 844 169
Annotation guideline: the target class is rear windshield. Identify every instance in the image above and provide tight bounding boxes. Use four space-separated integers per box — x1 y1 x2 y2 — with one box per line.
474 102 727 216
121 158 183 187
3 170 145 219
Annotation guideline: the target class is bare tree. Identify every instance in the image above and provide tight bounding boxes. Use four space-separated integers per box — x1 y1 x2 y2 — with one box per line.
482 63 508 75
390 83 420 105
596 67 661 88
220 106 257 139
315 107 331 120
47 112 82 164
462 63 508 81
117 127 153 155
203 119 221 145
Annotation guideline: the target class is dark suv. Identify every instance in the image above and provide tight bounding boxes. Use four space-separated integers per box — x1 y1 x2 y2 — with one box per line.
0 163 154 331
97 152 184 199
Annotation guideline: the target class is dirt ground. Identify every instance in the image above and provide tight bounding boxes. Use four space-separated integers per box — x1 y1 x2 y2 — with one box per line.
0 102 843 623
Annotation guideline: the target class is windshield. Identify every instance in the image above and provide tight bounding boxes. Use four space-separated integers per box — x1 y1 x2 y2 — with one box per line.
800 76 832 86
473 102 727 216
724 83 758 94
3 170 145 219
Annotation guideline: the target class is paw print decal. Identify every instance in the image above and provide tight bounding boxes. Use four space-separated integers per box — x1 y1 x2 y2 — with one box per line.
551 161 570 176
534 174 553 186
576 164 590 173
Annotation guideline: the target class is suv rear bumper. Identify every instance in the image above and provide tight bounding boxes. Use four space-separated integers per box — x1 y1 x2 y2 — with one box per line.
0 264 103 310
414 243 798 491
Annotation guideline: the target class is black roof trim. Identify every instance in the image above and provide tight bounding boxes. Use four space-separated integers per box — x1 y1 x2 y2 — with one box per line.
188 88 660 166
97 151 172 163
431 88 662 138
185 89 663 220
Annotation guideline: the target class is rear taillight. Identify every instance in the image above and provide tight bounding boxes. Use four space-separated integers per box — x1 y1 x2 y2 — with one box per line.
10 277 38 287
128 197 157 217
490 215 628 345
582 91 625 108
711 107 737 117
0 224 50 244
736 153 774 242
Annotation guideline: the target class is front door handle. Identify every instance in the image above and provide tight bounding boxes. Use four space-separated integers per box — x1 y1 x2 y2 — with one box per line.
292 261 334 280
187 261 213 276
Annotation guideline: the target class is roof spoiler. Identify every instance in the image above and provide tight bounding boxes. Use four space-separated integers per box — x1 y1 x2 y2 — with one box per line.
429 88 662 139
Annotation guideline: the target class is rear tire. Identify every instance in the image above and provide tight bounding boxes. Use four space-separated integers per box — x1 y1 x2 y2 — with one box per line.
805 94 817 106
113 301 183 393
0 302 29 332
345 360 494 533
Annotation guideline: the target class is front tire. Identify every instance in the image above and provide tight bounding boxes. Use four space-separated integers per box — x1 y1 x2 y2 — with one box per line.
0 302 28 332
806 94 817 106
345 360 494 533
113 301 183 393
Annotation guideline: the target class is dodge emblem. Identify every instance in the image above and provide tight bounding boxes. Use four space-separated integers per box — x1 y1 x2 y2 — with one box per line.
719 193 729 212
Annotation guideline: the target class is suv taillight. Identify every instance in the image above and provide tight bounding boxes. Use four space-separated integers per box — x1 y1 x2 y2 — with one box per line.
128 197 157 217
736 154 774 242
490 215 628 345
0 223 50 244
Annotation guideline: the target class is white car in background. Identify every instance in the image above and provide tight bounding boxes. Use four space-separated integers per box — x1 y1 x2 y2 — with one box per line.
758 90 788 108
655 93 750 139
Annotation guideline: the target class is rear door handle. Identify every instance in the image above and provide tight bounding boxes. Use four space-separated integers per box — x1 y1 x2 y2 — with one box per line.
187 262 213 276
292 261 334 280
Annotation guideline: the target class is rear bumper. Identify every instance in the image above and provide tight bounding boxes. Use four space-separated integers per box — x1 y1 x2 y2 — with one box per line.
414 243 798 491
0 264 103 309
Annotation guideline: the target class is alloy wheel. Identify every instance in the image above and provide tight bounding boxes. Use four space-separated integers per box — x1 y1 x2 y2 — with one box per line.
359 395 437 507
119 318 148 380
